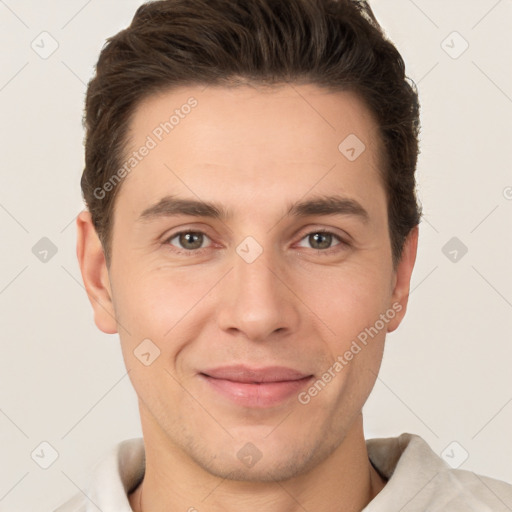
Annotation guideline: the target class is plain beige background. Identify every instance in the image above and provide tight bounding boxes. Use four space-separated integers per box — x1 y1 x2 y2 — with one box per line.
0 1 511 510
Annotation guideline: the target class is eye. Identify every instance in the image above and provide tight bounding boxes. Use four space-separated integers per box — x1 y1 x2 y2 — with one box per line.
296 230 345 251
162 228 348 256
166 231 212 251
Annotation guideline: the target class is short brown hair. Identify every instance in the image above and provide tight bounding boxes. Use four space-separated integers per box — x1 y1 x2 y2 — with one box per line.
81 0 421 268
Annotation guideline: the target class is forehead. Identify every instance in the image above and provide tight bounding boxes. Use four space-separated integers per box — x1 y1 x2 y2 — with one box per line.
115 83 386 224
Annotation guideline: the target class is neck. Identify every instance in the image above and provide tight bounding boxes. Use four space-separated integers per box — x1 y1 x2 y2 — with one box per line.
129 407 386 512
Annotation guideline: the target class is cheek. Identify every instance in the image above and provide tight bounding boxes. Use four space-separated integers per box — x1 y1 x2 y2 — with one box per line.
111 267 205 408
302 260 392 342
111 264 214 348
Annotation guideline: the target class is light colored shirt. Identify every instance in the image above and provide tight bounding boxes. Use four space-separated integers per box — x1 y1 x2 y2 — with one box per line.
55 433 512 511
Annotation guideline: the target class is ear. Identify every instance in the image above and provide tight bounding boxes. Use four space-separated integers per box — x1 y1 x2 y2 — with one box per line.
386 225 419 333
76 210 118 334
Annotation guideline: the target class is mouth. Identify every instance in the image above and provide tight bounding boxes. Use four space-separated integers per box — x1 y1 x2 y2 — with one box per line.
199 365 314 408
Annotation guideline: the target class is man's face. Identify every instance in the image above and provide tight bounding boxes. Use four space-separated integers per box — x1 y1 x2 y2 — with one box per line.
84 84 416 481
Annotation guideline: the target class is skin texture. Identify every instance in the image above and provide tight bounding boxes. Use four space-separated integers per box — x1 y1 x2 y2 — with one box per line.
76 84 418 512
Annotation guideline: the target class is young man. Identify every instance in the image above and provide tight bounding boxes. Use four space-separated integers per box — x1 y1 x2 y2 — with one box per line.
59 0 512 510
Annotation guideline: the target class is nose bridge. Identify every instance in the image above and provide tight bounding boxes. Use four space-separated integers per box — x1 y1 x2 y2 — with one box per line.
216 241 299 341
235 247 278 300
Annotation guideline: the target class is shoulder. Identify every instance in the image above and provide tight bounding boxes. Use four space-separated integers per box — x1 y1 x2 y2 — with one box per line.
365 433 512 511
53 437 144 512
53 492 87 512
417 466 512 511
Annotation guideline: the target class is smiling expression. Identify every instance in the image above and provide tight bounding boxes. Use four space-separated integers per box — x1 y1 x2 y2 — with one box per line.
83 83 417 481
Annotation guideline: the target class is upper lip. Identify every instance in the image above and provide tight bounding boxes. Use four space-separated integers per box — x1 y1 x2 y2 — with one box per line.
200 365 312 383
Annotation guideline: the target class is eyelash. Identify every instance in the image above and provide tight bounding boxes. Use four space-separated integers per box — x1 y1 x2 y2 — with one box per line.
162 228 349 257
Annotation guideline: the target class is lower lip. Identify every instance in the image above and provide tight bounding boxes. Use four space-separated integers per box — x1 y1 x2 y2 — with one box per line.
200 374 313 408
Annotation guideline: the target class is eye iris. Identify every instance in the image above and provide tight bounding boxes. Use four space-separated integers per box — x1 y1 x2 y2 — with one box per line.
179 232 203 250
310 232 332 250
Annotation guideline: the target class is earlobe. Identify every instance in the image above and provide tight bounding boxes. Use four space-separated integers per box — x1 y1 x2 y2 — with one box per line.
386 225 419 333
76 210 118 334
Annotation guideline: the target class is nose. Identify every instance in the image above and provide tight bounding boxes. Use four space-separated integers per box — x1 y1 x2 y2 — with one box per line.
216 245 301 343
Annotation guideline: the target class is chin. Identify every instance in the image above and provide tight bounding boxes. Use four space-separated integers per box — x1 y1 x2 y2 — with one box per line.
196 457 309 483
185 439 325 483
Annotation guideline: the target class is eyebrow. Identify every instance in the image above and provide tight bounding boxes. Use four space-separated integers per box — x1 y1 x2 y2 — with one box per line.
137 194 370 224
